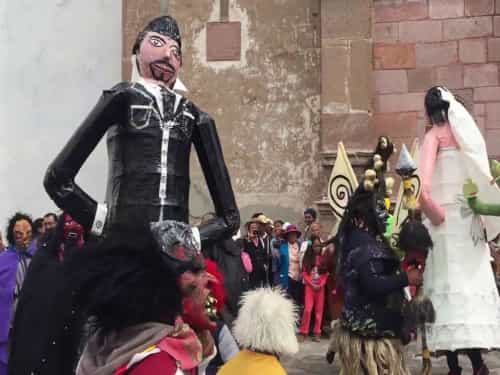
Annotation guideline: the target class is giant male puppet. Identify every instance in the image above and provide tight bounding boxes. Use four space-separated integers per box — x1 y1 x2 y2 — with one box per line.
8 15 242 375
44 15 240 242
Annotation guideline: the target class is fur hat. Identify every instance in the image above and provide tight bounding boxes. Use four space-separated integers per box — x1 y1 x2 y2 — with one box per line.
232 288 299 356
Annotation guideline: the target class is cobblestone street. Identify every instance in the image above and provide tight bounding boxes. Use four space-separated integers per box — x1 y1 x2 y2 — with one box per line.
283 339 500 375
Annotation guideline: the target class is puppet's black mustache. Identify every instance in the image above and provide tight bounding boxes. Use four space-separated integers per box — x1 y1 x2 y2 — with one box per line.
151 59 175 73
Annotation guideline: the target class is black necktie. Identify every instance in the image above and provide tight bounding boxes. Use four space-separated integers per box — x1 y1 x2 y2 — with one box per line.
161 87 176 120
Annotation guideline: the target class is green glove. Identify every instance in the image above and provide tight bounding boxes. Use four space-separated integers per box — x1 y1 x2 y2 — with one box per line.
463 178 500 216
384 215 395 239
463 178 478 199
491 160 500 187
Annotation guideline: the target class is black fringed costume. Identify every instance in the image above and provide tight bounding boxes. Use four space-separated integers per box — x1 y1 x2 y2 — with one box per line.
329 174 411 375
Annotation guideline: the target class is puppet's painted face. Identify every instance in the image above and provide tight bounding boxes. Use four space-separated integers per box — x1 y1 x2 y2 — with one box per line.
137 31 181 88
379 137 388 149
13 219 32 250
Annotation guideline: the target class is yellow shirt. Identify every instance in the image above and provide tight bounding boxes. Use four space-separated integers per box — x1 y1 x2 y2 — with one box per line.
217 350 287 375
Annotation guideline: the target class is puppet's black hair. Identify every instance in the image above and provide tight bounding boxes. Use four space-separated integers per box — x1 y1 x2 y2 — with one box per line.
6 212 33 246
132 16 182 54
425 86 449 125
67 226 182 338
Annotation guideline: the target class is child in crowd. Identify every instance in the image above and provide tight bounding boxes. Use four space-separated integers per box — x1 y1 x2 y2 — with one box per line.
299 235 328 342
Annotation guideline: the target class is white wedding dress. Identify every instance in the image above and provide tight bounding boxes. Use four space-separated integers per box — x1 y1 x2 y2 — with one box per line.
421 89 500 351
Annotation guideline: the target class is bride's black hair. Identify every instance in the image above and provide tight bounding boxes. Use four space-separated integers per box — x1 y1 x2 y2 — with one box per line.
425 86 449 125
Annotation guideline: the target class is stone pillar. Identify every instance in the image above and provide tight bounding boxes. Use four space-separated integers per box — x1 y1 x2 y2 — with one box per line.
316 0 374 228
320 0 374 153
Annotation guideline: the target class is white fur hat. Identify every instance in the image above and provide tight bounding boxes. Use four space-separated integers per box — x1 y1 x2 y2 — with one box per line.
232 288 299 356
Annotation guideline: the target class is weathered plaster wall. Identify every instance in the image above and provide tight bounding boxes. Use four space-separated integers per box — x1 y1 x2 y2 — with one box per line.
123 0 321 225
0 0 121 227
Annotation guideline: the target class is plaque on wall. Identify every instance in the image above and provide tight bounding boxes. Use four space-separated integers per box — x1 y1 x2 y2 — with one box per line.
206 22 241 61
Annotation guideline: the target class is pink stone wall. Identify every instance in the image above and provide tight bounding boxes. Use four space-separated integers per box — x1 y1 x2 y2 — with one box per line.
373 0 500 158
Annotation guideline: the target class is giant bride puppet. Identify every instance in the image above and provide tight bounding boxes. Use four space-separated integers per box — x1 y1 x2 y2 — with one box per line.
419 86 500 374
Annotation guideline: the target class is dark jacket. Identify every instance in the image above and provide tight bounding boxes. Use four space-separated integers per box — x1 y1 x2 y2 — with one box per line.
8 233 85 375
340 229 408 338
44 81 239 243
202 238 249 321
243 238 267 289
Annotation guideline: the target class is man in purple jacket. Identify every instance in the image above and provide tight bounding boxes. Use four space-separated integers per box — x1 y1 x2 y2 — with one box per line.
0 212 36 375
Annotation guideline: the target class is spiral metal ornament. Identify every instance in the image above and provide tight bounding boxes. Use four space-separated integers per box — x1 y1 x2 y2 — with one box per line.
328 174 355 219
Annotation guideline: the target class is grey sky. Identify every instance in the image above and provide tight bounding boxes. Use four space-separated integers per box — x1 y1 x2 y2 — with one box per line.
0 1 121 234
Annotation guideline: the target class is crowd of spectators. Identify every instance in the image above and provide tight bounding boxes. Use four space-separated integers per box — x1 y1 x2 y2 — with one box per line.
235 208 340 342
0 207 340 375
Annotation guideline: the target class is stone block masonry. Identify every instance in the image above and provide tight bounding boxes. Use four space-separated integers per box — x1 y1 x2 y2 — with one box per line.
373 0 500 158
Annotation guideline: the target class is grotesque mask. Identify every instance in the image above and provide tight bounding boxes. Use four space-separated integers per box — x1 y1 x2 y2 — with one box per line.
13 220 32 250
151 220 214 331
58 213 85 260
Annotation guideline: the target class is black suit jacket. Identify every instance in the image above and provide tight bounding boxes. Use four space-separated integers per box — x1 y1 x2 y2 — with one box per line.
44 81 240 242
